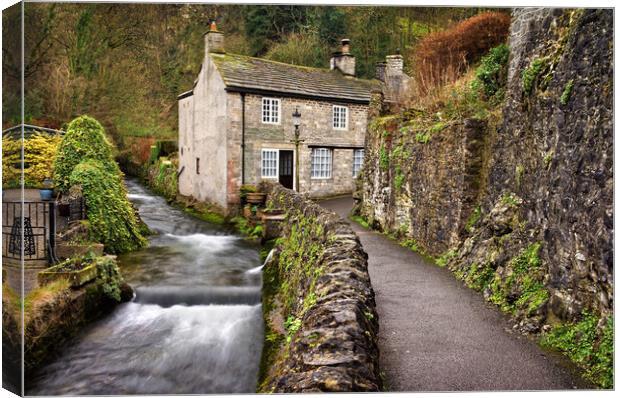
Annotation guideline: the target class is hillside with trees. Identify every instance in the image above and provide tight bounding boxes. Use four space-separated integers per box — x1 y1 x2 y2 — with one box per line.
3 3 502 144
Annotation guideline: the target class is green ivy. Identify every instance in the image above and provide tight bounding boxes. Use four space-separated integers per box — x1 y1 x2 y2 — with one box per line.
70 159 147 254
435 248 457 267
462 262 495 292
284 315 302 343
522 57 551 95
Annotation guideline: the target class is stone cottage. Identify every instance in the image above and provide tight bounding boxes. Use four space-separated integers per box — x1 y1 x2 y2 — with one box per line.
178 23 407 214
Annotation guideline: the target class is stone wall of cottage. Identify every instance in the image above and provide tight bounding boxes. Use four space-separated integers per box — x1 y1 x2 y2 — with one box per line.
226 92 369 205
178 56 229 210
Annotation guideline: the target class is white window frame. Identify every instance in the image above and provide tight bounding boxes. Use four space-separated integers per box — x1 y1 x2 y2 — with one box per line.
311 148 333 179
353 149 364 177
262 97 281 124
332 105 348 130
261 149 279 178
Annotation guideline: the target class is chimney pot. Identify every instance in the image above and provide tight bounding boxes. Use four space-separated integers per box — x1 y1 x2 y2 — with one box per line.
205 26 225 54
341 38 351 54
385 54 404 76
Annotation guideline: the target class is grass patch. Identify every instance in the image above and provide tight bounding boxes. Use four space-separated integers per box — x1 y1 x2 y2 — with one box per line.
436 248 458 267
400 238 420 252
3 280 71 325
350 214 370 229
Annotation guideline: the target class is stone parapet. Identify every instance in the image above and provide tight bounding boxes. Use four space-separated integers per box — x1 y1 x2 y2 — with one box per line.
258 182 381 392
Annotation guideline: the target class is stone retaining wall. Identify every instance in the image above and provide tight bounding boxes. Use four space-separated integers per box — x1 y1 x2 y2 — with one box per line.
359 8 613 332
360 116 491 257
257 182 381 392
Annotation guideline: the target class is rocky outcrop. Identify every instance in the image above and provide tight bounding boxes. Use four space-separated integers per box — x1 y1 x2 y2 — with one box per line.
360 8 612 331
484 8 613 323
258 183 380 392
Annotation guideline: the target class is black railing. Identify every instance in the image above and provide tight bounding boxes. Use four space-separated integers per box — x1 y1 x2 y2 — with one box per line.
2 200 56 263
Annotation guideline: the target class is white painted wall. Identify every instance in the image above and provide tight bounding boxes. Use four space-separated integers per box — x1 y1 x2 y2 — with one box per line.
178 55 229 209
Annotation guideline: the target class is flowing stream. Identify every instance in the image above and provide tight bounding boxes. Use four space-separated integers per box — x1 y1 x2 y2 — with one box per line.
27 179 264 395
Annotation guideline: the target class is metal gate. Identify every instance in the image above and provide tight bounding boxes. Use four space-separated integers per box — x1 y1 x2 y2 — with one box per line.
2 201 55 263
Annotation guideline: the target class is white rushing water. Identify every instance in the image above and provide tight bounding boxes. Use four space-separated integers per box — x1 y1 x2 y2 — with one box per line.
27 180 264 395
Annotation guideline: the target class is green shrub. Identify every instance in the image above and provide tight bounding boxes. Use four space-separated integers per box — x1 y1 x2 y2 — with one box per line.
471 44 510 100
69 159 147 254
2 132 62 188
54 115 119 192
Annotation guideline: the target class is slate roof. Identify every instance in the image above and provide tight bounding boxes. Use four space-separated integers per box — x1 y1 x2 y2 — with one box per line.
208 53 379 103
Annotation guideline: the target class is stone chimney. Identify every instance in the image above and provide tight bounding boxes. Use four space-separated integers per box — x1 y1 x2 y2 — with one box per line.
375 61 387 81
385 54 404 77
205 21 225 54
330 39 356 77
377 52 410 103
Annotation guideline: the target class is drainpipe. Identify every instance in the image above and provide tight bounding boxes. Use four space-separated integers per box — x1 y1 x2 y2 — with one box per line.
241 93 246 185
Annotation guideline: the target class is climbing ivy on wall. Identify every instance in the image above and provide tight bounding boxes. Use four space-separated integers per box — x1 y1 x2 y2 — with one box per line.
54 115 119 192
69 159 147 254
54 115 147 254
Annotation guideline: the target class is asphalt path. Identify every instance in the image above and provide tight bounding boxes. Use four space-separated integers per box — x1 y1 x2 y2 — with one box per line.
319 196 586 392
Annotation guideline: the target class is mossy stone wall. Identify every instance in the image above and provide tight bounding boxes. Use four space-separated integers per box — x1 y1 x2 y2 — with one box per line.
258 182 380 393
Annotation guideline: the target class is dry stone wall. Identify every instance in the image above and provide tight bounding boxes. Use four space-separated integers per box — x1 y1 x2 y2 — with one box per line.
360 116 491 256
258 182 380 393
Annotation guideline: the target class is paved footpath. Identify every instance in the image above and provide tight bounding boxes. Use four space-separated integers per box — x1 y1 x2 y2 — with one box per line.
319 196 586 392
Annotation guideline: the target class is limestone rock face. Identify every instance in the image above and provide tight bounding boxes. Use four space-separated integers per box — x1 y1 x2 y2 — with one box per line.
359 8 613 330
486 8 613 322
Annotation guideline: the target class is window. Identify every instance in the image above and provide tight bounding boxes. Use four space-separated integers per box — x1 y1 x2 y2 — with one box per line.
333 105 348 130
353 149 364 177
196 158 200 174
311 148 332 179
261 149 278 178
262 98 281 124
